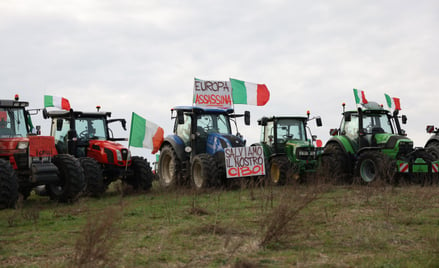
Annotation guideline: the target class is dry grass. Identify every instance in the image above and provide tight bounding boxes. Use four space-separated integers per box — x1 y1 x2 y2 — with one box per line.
1 177 439 267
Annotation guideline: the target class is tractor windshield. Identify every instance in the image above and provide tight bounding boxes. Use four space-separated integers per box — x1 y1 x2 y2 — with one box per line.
0 108 28 137
342 112 394 141
196 113 231 135
276 118 307 141
362 113 394 134
76 117 107 140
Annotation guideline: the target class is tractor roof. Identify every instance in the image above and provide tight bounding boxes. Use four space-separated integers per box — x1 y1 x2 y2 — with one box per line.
257 116 308 126
0 99 29 108
345 101 391 115
258 116 308 122
46 109 112 119
172 106 234 114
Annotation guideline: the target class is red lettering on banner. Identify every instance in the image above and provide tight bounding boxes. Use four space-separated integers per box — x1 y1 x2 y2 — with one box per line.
227 164 265 178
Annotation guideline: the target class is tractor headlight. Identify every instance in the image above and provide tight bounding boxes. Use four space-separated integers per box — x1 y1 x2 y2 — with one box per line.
16 141 28 150
116 150 122 161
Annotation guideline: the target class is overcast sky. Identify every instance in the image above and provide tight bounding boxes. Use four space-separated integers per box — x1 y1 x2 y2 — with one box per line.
1 0 438 163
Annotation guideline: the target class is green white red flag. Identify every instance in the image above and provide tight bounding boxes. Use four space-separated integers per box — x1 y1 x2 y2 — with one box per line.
230 78 270 106
353 88 368 104
44 95 71 111
384 93 401 110
128 112 164 154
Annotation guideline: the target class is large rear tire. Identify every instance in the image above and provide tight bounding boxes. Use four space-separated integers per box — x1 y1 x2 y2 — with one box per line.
159 145 182 188
426 142 439 160
318 143 351 183
80 157 105 197
191 154 218 190
47 154 85 203
0 159 19 209
126 156 153 191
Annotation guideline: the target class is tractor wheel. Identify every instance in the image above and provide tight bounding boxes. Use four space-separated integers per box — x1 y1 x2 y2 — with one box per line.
126 156 153 191
268 156 289 185
47 154 85 203
354 151 386 183
426 142 439 160
80 157 105 197
318 143 351 184
191 154 218 189
0 159 19 209
159 145 182 188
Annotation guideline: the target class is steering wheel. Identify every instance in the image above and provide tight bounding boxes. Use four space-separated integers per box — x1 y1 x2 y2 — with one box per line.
79 130 89 139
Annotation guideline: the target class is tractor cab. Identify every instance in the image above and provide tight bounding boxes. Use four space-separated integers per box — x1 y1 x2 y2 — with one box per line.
334 101 408 152
171 106 249 157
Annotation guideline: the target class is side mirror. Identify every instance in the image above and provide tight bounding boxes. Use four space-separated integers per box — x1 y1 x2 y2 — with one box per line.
244 111 250 126
316 117 322 127
121 119 127 131
42 108 49 119
329 128 338 136
177 110 184 124
402 115 407 124
344 113 351 122
56 119 63 131
427 125 435 133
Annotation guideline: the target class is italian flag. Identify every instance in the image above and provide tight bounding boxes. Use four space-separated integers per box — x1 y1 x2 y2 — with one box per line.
384 93 401 110
44 95 71 111
353 88 368 104
129 112 164 154
230 78 270 106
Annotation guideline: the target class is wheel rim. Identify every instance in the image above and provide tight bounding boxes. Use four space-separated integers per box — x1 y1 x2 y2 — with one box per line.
360 159 376 182
192 161 204 188
271 164 280 183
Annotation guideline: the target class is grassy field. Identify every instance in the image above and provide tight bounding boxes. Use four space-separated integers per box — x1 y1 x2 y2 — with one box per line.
1 179 439 267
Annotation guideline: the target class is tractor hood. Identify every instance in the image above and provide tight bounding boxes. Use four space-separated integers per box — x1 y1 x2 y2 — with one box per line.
87 139 131 166
0 136 57 157
206 133 246 155
286 139 321 161
374 133 413 150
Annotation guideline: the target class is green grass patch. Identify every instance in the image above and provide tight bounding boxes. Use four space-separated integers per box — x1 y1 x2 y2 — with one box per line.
1 182 439 267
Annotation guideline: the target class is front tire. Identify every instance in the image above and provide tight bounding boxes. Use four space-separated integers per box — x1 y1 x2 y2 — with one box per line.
80 157 105 197
191 154 218 190
354 151 386 183
126 156 153 191
268 156 289 185
47 154 85 203
0 159 19 209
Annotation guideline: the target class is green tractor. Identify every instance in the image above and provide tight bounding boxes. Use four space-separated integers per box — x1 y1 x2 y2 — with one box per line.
321 101 438 183
253 112 323 185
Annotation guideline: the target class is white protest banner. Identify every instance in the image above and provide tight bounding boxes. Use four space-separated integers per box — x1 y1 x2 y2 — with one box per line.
193 78 233 108
224 146 265 178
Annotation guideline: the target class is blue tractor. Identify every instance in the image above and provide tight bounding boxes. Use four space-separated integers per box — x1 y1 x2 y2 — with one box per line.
158 106 250 189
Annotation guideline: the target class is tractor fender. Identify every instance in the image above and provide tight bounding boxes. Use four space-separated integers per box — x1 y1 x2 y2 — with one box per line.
160 135 189 162
324 136 355 155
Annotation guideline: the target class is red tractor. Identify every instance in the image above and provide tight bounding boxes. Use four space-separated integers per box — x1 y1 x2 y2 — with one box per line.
43 107 153 196
0 96 85 209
